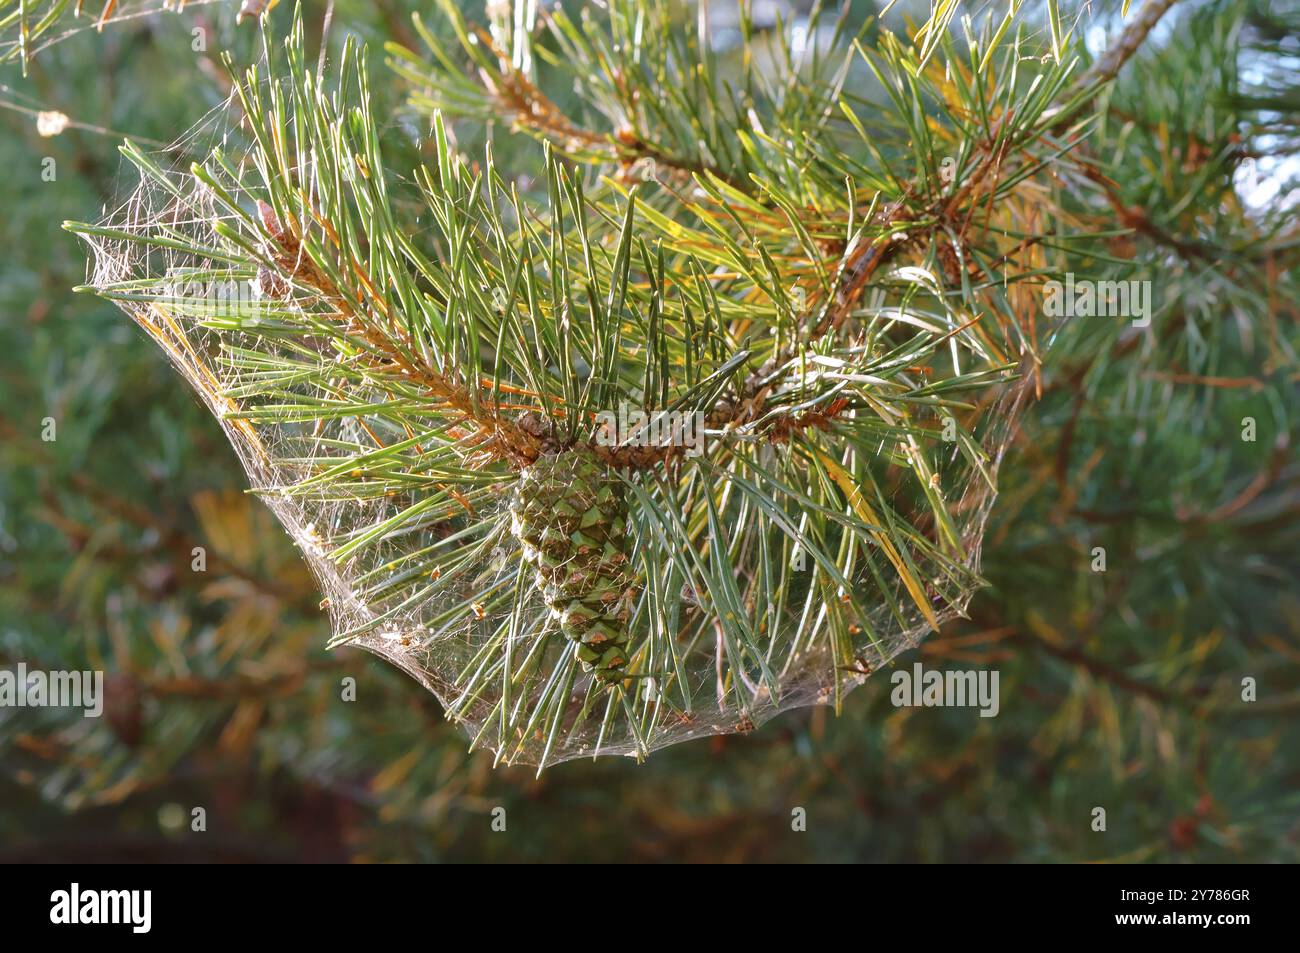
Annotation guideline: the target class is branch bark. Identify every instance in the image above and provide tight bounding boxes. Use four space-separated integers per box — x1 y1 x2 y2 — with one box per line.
1052 0 1183 133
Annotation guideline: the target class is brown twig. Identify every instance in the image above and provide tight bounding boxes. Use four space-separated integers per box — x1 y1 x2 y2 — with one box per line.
477 32 754 195
1080 0 1183 90
256 200 543 467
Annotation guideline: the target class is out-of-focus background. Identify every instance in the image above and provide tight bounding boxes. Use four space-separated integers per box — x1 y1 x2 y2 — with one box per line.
1 0 1297 862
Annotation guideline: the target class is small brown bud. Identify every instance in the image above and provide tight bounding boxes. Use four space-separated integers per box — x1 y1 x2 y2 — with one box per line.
257 199 286 243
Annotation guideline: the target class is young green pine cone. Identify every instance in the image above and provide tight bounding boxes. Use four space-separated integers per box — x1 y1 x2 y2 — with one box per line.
509 451 638 683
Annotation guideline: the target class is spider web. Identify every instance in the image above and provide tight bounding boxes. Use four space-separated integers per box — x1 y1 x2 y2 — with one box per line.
73 44 1033 768
0 0 233 65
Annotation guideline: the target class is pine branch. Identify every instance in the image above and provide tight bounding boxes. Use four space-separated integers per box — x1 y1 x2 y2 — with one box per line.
1049 0 1184 133
1082 0 1183 89
60 1 1209 768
